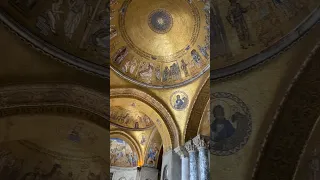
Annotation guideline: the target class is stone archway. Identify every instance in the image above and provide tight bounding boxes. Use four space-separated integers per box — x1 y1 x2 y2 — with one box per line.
184 78 209 142
253 42 320 180
110 88 179 151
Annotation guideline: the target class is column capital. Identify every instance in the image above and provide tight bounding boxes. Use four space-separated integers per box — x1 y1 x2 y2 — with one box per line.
193 135 210 150
174 146 189 158
185 140 197 152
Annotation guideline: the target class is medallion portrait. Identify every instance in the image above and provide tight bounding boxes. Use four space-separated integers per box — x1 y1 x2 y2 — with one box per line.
210 92 252 156
139 133 147 146
170 91 189 111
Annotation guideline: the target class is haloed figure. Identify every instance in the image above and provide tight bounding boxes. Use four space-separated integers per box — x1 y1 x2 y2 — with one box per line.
226 0 254 49
47 0 64 34
174 95 184 109
64 0 92 41
211 105 235 142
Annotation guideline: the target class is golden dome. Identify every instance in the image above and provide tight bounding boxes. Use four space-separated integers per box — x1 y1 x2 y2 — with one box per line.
110 0 210 88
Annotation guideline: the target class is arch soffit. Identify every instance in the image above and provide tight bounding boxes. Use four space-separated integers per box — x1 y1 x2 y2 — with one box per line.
253 42 320 180
144 127 163 165
110 88 179 151
185 78 210 142
110 131 143 166
197 99 210 136
0 84 109 130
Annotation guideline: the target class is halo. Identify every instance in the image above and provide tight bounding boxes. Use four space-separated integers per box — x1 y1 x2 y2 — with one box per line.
211 99 232 120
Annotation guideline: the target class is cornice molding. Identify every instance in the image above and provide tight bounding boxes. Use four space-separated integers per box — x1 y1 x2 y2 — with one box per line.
110 88 180 149
0 83 109 130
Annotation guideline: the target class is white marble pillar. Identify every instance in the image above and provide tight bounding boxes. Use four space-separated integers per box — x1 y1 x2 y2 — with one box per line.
174 146 189 180
185 140 198 180
193 135 210 180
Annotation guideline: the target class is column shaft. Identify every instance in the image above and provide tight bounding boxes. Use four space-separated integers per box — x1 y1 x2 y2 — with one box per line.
189 151 198 180
199 148 209 180
181 156 189 180
193 135 210 180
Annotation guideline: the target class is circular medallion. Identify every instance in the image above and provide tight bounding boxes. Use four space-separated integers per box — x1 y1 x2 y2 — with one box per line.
210 92 252 156
111 0 209 88
148 9 173 34
170 91 189 111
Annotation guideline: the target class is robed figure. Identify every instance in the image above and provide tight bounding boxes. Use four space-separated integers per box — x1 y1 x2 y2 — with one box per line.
211 105 235 142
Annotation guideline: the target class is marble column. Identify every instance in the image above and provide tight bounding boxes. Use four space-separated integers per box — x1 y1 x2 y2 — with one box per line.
174 146 189 180
185 140 198 180
193 135 210 180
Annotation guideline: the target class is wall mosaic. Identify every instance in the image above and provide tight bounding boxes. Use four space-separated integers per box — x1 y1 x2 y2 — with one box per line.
170 91 189 111
139 133 147 146
144 129 162 168
110 138 138 167
110 106 154 130
0 141 108 180
0 0 113 77
210 92 252 156
110 0 210 88
210 0 320 79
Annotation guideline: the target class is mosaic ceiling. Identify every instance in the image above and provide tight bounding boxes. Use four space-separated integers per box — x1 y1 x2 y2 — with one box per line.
0 0 110 77
210 0 320 79
110 106 155 130
110 138 138 167
0 0 318 80
110 98 156 130
110 0 210 88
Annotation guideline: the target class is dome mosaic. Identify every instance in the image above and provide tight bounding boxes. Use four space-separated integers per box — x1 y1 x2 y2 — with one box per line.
210 0 319 79
110 0 210 88
0 0 318 80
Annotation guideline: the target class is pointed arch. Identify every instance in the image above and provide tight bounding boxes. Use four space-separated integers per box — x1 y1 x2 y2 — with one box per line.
110 88 180 151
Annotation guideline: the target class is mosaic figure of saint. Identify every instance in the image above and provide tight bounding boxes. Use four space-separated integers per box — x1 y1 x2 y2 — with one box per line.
180 60 189 77
147 143 159 166
163 66 170 82
191 49 201 66
155 66 161 81
211 2 232 58
139 63 154 83
46 0 64 34
174 95 186 110
211 105 235 142
169 63 181 80
113 47 128 64
226 0 254 49
64 0 93 41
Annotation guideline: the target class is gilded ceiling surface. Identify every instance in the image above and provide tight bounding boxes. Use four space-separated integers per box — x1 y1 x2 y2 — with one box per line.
211 0 319 79
110 0 210 88
0 0 110 77
110 98 157 130
110 125 163 168
110 106 154 130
